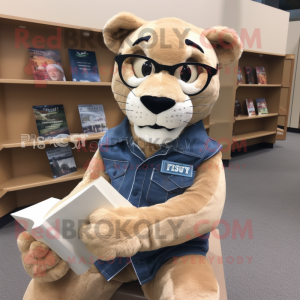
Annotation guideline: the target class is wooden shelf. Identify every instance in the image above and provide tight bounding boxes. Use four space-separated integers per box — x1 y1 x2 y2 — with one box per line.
235 113 278 121
243 49 285 57
231 51 294 151
0 14 122 213
0 132 105 151
0 168 85 197
0 79 112 86
232 130 276 142
237 84 282 88
0 13 103 32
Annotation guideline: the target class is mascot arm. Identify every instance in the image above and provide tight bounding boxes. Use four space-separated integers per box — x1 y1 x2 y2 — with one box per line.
138 151 225 251
80 151 225 260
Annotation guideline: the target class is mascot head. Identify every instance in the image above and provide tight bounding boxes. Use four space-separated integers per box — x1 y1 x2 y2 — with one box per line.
103 12 243 144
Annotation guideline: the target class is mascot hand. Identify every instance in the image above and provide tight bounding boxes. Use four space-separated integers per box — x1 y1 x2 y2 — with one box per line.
17 231 69 282
80 207 147 261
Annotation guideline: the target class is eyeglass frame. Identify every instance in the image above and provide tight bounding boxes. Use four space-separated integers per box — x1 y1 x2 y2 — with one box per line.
115 54 219 96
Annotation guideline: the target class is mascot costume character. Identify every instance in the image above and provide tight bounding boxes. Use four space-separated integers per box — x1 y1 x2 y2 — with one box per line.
17 12 242 300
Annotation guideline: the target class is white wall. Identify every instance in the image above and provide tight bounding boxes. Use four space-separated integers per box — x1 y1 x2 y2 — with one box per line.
0 0 290 55
286 21 300 128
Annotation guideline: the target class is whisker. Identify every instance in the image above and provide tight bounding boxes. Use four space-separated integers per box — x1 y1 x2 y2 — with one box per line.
112 91 128 98
190 104 213 107
185 112 204 114
183 121 196 126
116 80 136 96
119 109 133 111
116 101 128 104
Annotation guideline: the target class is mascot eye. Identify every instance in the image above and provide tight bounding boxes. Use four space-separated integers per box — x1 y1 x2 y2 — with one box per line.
175 65 205 83
132 57 155 78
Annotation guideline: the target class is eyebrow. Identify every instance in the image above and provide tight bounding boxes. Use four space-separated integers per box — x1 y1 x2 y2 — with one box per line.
132 36 151 46
185 39 204 54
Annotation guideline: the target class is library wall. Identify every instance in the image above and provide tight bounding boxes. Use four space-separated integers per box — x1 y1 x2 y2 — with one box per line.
0 0 289 54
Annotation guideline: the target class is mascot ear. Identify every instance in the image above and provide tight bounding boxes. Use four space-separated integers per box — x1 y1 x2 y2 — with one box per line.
203 26 243 68
103 12 146 53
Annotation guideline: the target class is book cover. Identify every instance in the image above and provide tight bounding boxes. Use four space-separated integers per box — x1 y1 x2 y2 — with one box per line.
256 67 267 84
28 48 66 81
256 98 268 115
234 100 242 117
68 49 100 82
78 104 108 134
245 99 256 116
237 66 243 84
46 145 77 178
245 66 256 84
33 105 70 140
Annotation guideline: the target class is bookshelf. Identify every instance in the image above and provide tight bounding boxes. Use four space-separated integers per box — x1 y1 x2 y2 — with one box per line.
232 50 294 152
0 14 213 218
277 54 295 140
0 79 112 86
0 15 123 217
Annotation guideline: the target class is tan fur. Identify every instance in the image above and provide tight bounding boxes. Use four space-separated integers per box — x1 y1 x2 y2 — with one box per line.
103 12 146 54
204 26 242 68
19 12 242 300
23 256 218 300
23 266 122 300
19 236 69 283
142 255 219 300
105 14 242 131
135 72 187 103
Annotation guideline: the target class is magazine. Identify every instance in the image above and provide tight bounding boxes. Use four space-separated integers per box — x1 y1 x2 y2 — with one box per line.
68 49 100 82
28 48 66 81
237 66 243 85
78 104 108 134
234 100 242 117
256 67 267 84
245 99 256 117
46 145 77 178
33 105 70 140
256 98 268 115
245 66 256 84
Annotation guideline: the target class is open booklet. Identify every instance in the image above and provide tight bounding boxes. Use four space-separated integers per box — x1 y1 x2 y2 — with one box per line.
11 177 133 275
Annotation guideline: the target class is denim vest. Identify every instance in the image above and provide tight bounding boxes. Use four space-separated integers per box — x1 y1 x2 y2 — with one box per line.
94 117 222 285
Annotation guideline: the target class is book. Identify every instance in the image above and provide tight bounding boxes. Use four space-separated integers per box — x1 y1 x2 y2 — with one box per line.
255 67 267 84
28 48 66 81
245 99 256 116
33 105 70 140
256 98 268 115
245 66 256 84
46 145 77 178
234 100 242 117
237 66 243 84
78 104 108 134
11 177 133 275
68 49 100 82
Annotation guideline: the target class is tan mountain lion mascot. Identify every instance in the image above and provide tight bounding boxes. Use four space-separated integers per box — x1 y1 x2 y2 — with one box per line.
17 12 242 300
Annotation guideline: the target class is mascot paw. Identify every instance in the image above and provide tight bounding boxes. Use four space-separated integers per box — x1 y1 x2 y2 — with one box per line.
80 207 148 260
18 231 69 283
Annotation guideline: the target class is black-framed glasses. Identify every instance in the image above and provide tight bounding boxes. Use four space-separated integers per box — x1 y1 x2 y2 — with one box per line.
115 54 218 96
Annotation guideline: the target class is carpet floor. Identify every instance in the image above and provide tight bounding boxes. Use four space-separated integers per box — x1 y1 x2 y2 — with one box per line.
0 132 299 300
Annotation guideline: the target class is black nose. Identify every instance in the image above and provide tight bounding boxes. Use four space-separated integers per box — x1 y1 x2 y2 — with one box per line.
140 96 176 115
